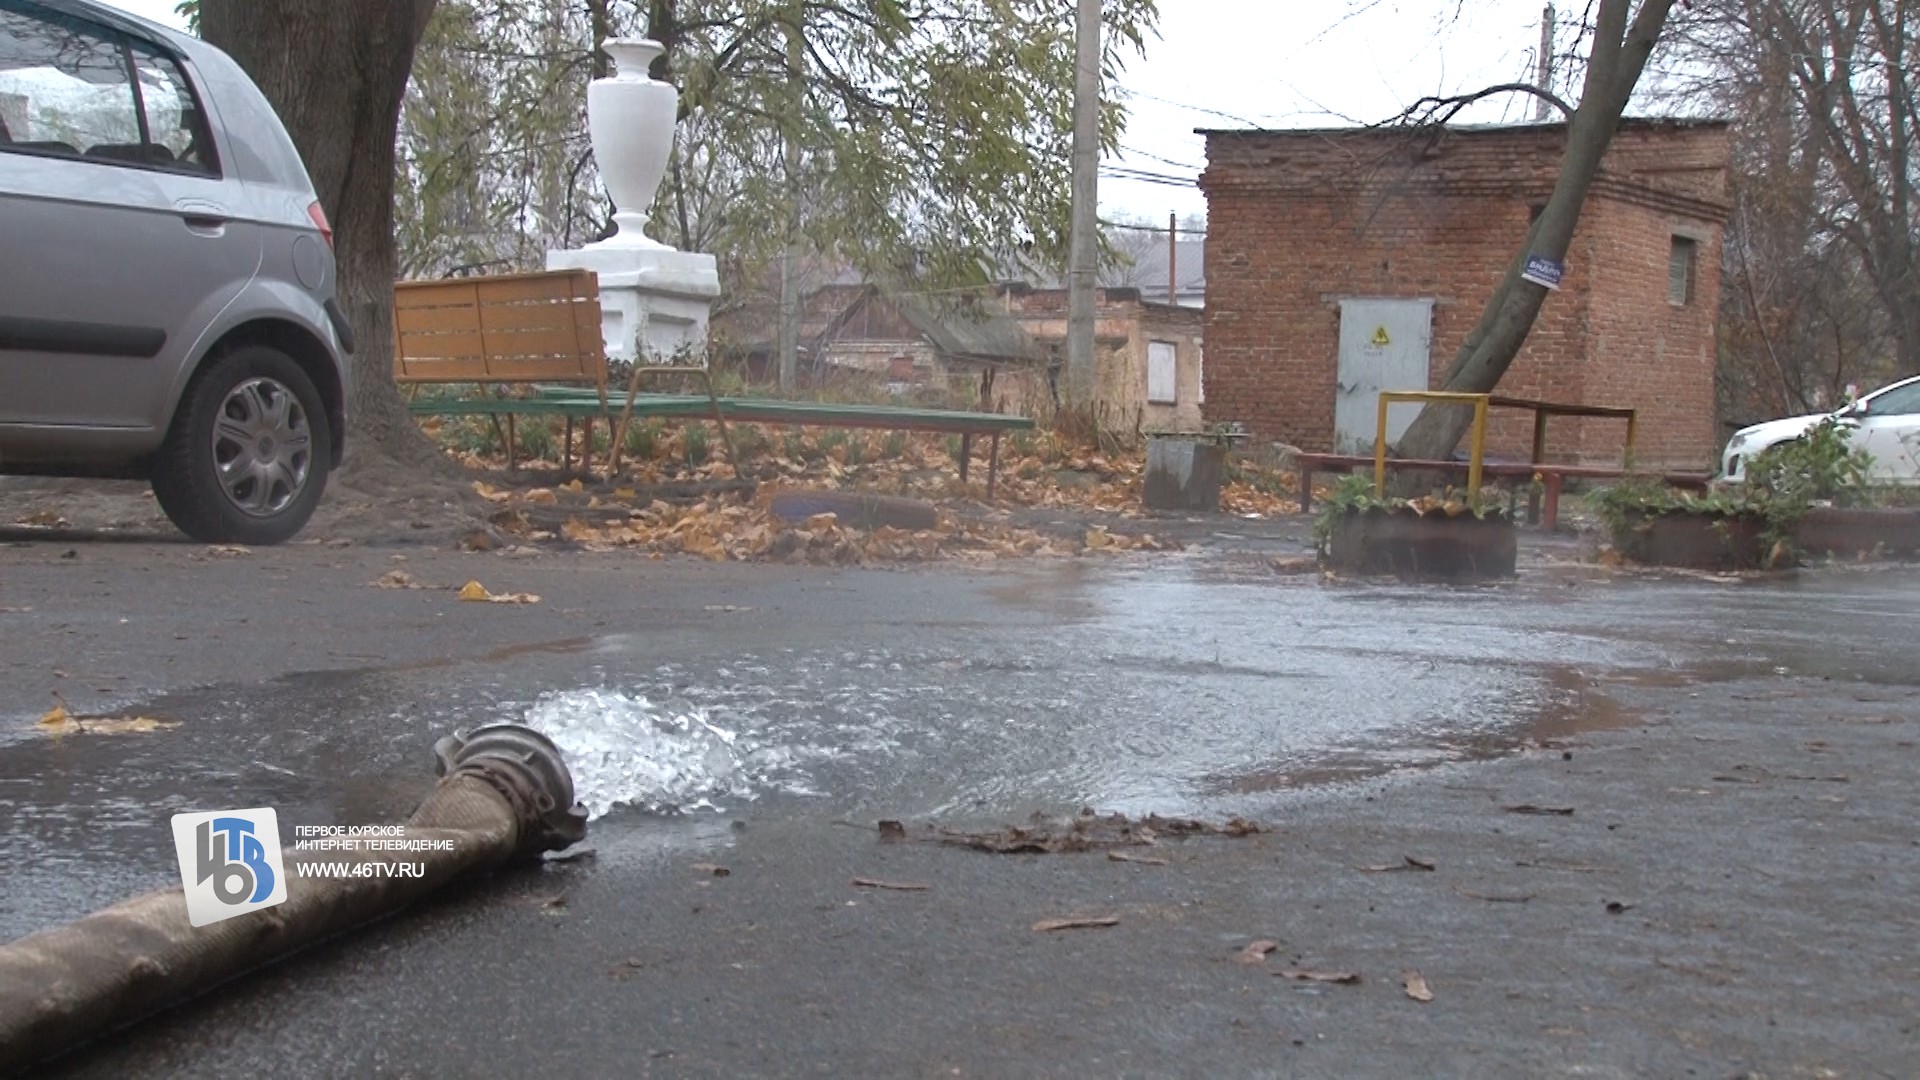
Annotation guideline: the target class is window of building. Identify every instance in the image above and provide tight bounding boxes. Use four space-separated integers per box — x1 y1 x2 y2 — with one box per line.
1147 341 1177 405
1669 236 1698 306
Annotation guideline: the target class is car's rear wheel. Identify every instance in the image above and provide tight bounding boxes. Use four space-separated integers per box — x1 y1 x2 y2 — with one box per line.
151 346 331 545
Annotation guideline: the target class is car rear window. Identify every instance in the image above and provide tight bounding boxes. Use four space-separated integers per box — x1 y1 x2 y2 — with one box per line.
0 1 217 175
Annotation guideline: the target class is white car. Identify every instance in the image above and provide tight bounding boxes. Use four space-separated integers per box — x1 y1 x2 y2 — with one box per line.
1722 375 1920 483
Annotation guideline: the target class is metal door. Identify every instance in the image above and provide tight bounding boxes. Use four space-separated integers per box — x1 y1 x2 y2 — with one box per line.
1335 299 1433 454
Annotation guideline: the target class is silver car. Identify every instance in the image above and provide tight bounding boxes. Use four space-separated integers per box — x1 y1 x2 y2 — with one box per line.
0 0 350 544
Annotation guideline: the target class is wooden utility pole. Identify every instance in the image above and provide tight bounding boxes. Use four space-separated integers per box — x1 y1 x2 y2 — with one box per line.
1167 211 1178 304
777 4 804 390
1065 0 1101 407
1536 5 1556 121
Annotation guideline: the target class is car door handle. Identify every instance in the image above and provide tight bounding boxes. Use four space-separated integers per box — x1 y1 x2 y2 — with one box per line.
180 213 229 235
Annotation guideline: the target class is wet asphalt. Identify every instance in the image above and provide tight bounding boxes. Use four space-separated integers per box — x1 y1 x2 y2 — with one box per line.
1 529 1918 1077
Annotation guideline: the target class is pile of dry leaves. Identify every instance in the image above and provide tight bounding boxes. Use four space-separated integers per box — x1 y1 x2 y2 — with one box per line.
437 422 1304 524
472 480 1179 564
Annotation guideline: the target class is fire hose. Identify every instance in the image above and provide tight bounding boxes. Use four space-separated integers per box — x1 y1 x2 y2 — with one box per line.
0 724 587 1074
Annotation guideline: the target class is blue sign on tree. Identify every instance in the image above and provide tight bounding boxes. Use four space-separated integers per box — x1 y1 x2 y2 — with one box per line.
1521 254 1565 290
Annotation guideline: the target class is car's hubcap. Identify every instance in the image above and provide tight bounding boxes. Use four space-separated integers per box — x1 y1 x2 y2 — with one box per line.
211 377 311 518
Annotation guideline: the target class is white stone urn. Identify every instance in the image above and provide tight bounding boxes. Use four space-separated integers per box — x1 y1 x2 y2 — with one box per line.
549 35 718 365
588 38 676 249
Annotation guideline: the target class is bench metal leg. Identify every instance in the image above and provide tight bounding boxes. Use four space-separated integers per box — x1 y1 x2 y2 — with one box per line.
1299 466 1313 514
506 414 517 471
563 414 576 472
959 433 973 484
986 432 1001 501
698 369 738 474
1542 474 1563 531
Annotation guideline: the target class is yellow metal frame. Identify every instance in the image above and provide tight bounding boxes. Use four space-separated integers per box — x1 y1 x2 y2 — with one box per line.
1374 391 1491 498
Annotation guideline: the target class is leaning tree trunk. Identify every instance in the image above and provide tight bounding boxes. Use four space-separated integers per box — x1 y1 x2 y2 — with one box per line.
1393 0 1677 469
199 0 447 475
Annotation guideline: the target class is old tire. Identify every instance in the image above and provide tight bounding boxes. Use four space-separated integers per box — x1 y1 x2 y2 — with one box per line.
151 346 331 545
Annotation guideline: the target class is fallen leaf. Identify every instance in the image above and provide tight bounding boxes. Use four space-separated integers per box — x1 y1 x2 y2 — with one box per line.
205 544 251 557
877 819 906 840
540 894 568 911
457 580 541 605
691 863 730 877
1362 855 1437 873
1503 804 1575 816
1604 900 1635 915
852 877 930 892
19 509 68 527
372 569 420 589
1513 859 1600 873
1451 886 1536 903
1107 851 1169 866
37 699 177 737
1402 969 1434 1003
563 479 585 492
1275 969 1361 985
1236 940 1279 965
1032 915 1120 932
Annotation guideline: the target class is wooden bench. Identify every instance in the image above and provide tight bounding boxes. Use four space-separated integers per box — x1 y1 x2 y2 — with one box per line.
394 269 612 471
395 269 1035 495
1293 453 1712 530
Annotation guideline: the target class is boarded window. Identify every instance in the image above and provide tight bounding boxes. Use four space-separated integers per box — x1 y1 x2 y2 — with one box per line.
1669 236 1698 306
1147 341 1177 404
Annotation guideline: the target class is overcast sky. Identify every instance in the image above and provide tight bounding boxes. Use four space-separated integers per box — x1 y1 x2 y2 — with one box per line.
100 0 1567 224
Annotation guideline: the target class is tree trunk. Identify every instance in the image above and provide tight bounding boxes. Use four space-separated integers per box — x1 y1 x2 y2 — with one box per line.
199 0 448 477
1393 0 1677 468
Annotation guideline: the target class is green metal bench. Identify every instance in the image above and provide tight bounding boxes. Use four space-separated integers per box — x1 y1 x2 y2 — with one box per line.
530 386 1035 498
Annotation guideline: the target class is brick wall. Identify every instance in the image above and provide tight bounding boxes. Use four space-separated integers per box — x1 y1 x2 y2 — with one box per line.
1199 120 1730 469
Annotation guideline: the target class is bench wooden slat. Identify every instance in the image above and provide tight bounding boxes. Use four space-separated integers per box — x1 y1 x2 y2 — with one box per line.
393 269 606 395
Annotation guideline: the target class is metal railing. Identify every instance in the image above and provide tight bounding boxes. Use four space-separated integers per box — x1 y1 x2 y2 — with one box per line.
1373 391 1491 498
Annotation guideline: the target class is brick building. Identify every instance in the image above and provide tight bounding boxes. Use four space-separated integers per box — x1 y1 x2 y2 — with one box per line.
1002 286 1207 432
1198 119 1732 468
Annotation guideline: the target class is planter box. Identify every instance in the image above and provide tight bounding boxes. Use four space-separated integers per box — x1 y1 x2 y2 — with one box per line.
1795 507 1920 560
1615 510 1768 571
1321 508 1517 582
1143 436 1227 512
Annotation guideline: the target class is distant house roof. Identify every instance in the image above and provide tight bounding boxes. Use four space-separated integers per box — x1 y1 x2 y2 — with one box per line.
997 240 1205 307
822 286 1036 366
1111 239 1206 303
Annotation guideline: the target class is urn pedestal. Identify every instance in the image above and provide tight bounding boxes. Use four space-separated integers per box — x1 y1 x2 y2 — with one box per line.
545 38 719 365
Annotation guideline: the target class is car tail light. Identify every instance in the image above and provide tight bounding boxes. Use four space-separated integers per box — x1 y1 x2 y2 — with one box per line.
307 201 334 249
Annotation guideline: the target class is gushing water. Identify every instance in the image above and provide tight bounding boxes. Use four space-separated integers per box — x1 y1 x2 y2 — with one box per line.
524 689 804 818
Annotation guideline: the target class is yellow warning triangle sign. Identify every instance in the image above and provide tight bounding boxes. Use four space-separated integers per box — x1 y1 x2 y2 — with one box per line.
1370 326 1392 347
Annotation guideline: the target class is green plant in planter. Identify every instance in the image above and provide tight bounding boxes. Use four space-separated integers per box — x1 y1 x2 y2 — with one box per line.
1588 418 1874 566
1743 418 1873 507
1312 474 1512 551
